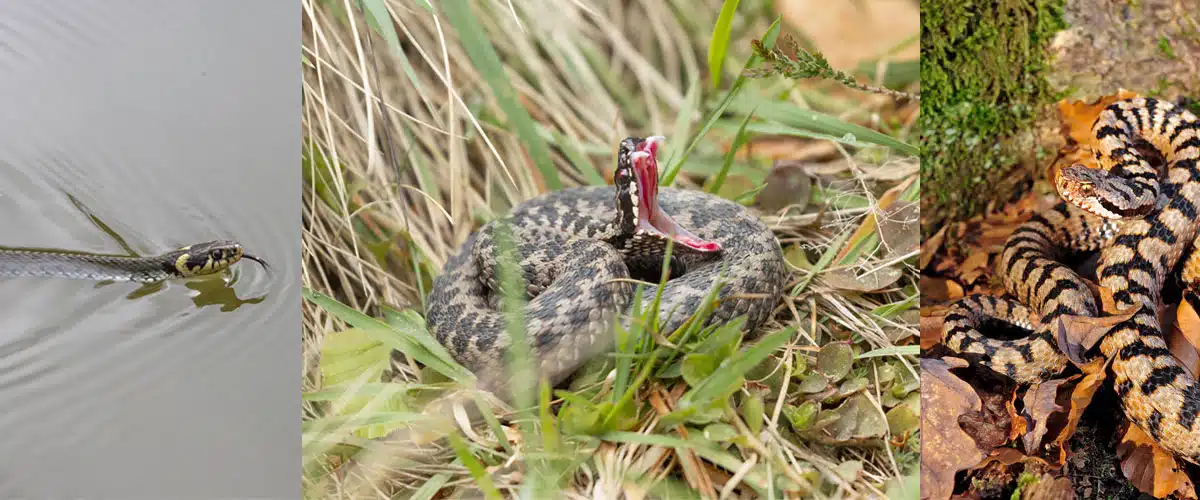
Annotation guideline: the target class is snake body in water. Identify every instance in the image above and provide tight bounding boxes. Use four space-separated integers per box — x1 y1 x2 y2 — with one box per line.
941 97 1200 461
426 137 787 395
0 240 266 282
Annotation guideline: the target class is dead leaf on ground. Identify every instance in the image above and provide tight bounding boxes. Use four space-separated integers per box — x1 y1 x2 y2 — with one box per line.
1021 378 1071 453
1055 309 1138 366
1047 366 1107 466
1056 90 1141 147
756 161 812 213
920 305 949 350
822 266 903 292
956 251 992 288
920 276 963 305
922 225 948 270
878 200 919 259
958 381 1018 452
920 357 990 500
1173 298 1200 377
1116 423 1198 500
976 447 1051 470
1020 474 1076 500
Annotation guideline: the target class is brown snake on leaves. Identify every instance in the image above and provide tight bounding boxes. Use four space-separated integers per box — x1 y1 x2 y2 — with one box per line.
942 97 1200 461
425 137 787 397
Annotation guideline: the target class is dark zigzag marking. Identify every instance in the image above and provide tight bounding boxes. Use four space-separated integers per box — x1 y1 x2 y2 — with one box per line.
1168 117 1189 144
1015 342 1034 363
1115 380 1133 399
1108 147 1135 161
1143 98 1160 133
1181 389 1200 431
1146 409 1164 442
1039 279 1082 306
1174 136 1200 155
1141 365 1185 399
1040 301 1086 324
1117 339 1171 362
1115 106 1142 135
1096 125 1125 140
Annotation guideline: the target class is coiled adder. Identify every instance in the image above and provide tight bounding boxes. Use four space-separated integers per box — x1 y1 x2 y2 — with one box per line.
942 97 1200 461
426 136 787 395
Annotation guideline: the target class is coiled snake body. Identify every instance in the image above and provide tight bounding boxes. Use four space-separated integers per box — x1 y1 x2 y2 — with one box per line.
0 240 264 282
426 137 787 394
942 97 1200 460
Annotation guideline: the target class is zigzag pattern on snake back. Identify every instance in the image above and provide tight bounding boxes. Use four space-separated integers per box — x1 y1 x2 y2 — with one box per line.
941 202 1119 383
425 137 787 396
1085 98 1200 460
941 97 1200 461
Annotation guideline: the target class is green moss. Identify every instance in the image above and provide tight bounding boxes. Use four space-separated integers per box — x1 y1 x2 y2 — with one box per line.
919 0 1067 236
1157 36 1177 59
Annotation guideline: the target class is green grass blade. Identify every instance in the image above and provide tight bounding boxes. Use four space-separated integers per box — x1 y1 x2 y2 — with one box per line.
410 473 452 500
661 16 781 186
707 108 755 194
707 0 741 90
302 288 475 383
728 95 918 156
447 432 504 500
440 1 561 190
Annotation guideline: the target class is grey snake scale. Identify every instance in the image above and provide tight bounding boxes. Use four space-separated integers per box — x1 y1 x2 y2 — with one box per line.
941 97 1200 461
425 137 787 395
0 240 264 282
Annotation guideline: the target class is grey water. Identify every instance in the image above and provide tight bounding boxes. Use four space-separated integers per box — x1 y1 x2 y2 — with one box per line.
0 2 299 498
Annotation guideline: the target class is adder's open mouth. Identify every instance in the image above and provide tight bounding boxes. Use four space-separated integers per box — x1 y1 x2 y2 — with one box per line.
629 137 722 253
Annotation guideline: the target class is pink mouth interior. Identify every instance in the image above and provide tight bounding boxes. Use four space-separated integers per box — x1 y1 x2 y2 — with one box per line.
632 138 721 253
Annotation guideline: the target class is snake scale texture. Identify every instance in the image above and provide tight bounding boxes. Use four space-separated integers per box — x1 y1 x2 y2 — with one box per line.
425 137 787 396
0 240 261 282
942 97 1200 461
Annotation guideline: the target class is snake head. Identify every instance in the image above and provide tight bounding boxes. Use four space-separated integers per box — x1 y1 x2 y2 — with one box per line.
169 240 269 277
1056 163 1155 219
614 136 721 254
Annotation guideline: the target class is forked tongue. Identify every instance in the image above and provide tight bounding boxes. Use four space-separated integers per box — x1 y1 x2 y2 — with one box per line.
631 137 721 253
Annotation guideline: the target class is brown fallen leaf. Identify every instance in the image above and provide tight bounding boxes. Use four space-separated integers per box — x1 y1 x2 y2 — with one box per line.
755 160 812 213
1006 386 1026 442
920 305 949 351
1047 365 1107 467
1116 423 1198 500
1020 474 1075 500
1056 90 1141 147
922 225 948 271
920 357 989 500
976 447 1051 469
959 381 1019 453
1174 298 1200 378
1021 378 1071 454
919 276 964 305
877 199 919 259
822 266 903 292
1054 308 1139 366
956 251 992 287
